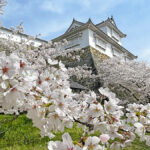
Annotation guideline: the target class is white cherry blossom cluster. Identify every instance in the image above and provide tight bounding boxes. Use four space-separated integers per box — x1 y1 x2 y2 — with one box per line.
0 0 7 15
98 57 150 104
29 83 144 150
0 46 150 149
47 88 150 150
48 133 106 150
126 103 150 146
0 51 36 114
0 49 74 139
26 61 74 138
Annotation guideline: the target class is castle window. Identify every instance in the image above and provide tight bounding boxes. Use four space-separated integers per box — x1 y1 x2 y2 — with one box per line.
95 37 106 51
112 30 120 42
93 33 106 51
112 47 121 57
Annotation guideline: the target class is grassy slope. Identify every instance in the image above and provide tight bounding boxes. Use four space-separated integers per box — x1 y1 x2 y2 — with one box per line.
0 114 150 150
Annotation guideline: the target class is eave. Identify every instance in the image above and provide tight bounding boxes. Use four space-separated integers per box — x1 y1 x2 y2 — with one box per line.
96 21 126 38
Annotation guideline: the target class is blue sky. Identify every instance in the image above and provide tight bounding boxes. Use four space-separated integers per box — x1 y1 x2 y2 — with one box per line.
1 0 150 63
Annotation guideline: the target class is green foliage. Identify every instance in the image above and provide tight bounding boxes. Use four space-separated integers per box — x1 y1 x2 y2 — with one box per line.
122 136 150 150
0 114 150 150
0 114 83 150
0 114 49 150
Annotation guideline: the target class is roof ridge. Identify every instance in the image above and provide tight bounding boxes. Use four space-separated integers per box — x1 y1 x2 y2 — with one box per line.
73 18 85 25
95 17 126 37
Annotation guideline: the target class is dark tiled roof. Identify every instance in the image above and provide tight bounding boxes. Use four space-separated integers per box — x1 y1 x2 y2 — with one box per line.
65 18 85 33
72 18 85 25
96 16 126 37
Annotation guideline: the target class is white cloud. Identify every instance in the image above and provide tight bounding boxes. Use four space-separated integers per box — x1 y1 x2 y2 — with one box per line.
39 0 128 15
26 19 70 39
40 0 65 14
80 0 90 8
40 0 91 13
83 0 124 14
40 21 69 38
2 0 35 20
2 0 22 18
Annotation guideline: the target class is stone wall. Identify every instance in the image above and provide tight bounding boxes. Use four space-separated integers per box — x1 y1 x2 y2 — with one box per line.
56 47 94 68
56 46 109 68
56 46 108 92
108 83 150 105
90 47 109 73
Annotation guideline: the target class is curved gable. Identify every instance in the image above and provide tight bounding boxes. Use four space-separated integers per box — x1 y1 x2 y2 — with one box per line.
65 19 84 33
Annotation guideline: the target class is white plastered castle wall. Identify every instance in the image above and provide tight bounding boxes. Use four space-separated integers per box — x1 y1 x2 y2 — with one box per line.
64 28 125 59
89 29 113 57
0 28 44 47
96 25 122 45
64 29 89 50
106 26 122 45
